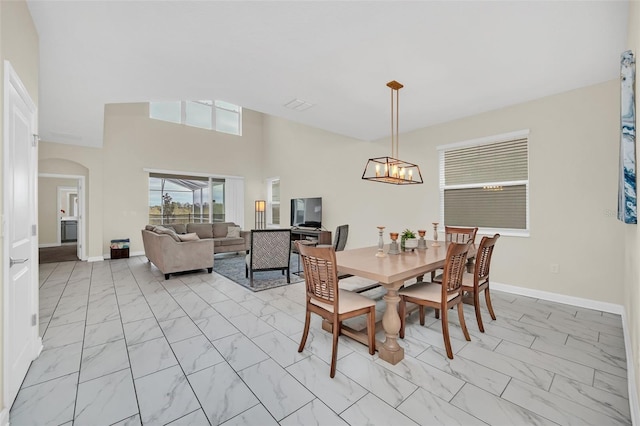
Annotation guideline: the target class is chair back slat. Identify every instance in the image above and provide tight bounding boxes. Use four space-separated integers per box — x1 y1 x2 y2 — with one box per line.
297 242 339 307
442 240 472 294
475 234 500 282
445 226 478 244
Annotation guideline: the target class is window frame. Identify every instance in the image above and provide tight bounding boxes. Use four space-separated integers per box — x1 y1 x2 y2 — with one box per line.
215 100 243 136
266 177 280 227
437 129 530 237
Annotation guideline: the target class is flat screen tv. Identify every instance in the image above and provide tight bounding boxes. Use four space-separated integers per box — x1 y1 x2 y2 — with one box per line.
290 197 322 228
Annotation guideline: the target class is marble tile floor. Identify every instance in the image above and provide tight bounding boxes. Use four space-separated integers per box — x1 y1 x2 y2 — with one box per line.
9 256 631 425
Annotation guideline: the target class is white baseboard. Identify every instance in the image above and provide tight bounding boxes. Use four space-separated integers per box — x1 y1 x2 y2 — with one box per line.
621 309 640 425
87 256 104 262
104 251 144 260
494 281 637 422
38 243 59 248
491 281 623 314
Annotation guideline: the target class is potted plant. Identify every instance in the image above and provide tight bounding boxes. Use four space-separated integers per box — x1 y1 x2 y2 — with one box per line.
401 229 418 251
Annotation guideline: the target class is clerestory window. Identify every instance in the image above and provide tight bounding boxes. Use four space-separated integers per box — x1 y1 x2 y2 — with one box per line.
149 100 242 135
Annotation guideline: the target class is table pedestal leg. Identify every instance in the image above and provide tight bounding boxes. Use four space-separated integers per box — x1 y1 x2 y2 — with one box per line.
378 282 404 364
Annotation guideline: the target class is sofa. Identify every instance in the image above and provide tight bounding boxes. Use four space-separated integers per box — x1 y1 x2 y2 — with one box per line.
141 227 214 280
142 222 250 279
161 222 250 254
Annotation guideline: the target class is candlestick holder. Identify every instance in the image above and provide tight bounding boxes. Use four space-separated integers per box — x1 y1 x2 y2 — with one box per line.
431 222 440 247
388 232 400 255
376 226 386 257
417 229 427 250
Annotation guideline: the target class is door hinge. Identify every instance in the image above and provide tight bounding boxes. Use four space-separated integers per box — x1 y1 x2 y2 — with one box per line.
32 224 37 236
32 134 39 147
31 314 37 326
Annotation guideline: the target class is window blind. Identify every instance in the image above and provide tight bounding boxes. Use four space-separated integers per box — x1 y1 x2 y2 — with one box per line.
440 135 529 232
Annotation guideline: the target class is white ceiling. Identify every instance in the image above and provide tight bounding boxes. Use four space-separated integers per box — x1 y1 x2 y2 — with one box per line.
27 0 629 148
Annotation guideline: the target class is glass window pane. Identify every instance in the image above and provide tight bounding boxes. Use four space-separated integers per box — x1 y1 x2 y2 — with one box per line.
185 101 212 129
215 108 240 135
215 100 239 112
444 139 528 185
444 185 527 229
272 204 280 225
149 177 163 191
150 101 181 124
211 180 225 222
149 190 163 225
150 175 224 224
272 180 280 203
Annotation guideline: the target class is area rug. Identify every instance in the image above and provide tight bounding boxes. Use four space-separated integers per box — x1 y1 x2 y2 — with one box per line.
213 253 304 292
39 244 78 264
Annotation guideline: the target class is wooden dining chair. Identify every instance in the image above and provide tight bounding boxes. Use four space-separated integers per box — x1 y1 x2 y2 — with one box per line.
431 226 478 283
296 242 376 378
399 240 472 359
462 234 500 332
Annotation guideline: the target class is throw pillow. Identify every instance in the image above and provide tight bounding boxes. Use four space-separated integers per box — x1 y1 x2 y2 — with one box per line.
226 226 241 238
178 233 200 242
145 225 155 231
154 226 181 242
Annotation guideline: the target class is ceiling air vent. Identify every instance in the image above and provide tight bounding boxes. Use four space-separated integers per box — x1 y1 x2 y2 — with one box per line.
284 98 314 111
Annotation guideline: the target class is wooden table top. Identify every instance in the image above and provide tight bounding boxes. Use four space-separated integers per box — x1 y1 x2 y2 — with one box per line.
335 241 475 284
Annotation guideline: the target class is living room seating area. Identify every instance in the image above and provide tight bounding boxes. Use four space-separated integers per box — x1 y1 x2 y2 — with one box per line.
141 222 250 279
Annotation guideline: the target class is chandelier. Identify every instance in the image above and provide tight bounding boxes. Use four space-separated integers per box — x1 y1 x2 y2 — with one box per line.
362 81 423 185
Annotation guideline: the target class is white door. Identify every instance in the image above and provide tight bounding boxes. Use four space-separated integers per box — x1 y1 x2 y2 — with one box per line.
4 61 39 407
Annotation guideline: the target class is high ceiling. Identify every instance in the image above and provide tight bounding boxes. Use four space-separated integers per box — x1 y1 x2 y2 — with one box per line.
27 0 629 148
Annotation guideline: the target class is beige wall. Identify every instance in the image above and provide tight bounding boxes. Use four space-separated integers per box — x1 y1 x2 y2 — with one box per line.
624 0 640 415
0 0 39 411
38 177 80 246
101 103 264 257
264 79 625 305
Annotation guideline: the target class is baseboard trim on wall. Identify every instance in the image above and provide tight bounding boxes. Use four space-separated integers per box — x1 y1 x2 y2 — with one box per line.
87 256 104 262
493 281 637 423
103 251 144 260
491 281 623 314
38 243 60 248
621 309 640 425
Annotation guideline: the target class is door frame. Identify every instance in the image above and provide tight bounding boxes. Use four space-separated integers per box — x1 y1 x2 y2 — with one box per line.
3 61 41 411
40 173 86 260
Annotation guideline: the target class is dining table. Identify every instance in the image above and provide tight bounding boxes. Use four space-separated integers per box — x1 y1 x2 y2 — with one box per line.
334 241 475 364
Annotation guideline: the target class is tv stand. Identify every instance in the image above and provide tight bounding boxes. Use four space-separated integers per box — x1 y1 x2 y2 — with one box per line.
291 228 332 246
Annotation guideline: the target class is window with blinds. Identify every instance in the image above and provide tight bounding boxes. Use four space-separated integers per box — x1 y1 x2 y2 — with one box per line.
438 131 529 234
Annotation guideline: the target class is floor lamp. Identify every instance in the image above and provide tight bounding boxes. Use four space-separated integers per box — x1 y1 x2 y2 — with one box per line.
255 200 266 229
